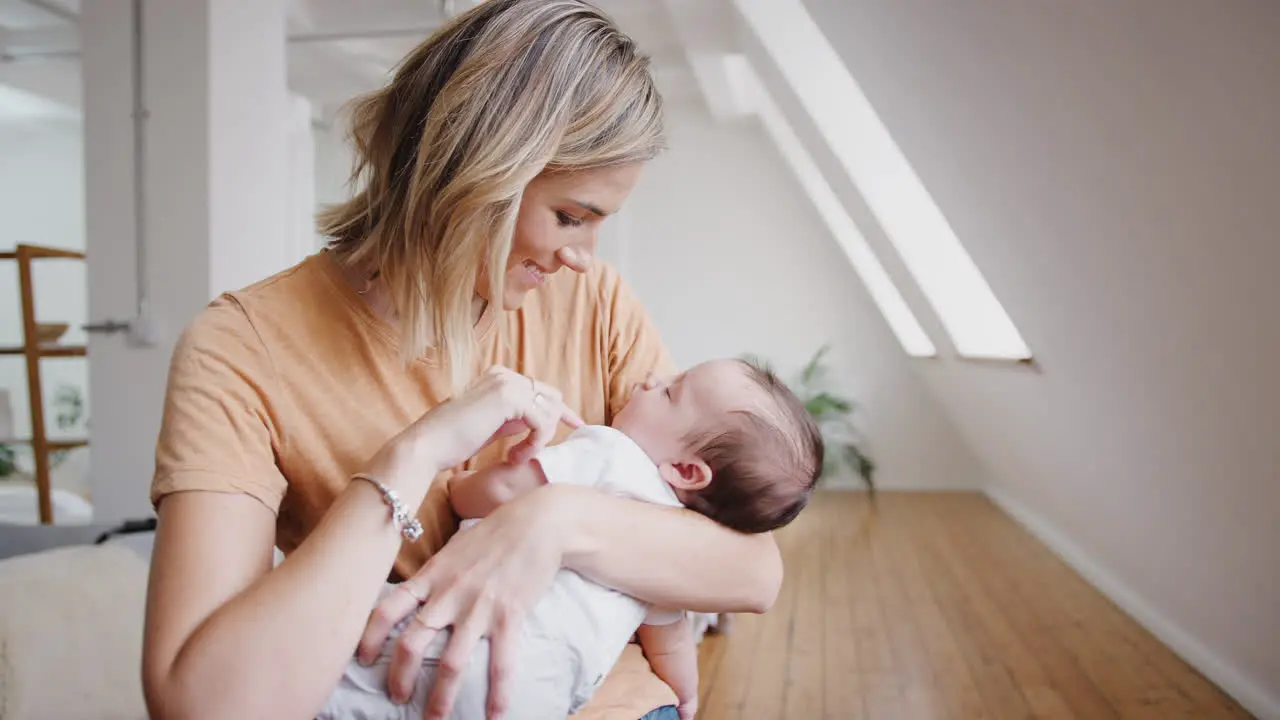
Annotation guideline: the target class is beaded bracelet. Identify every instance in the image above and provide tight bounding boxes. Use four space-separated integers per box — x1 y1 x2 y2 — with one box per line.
351 473 423 541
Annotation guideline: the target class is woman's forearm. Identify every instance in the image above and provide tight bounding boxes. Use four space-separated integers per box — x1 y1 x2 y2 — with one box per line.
147 467 436 719
554 485 783 613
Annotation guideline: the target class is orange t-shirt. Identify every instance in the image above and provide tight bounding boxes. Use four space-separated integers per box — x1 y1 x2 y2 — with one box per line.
151 249 678 718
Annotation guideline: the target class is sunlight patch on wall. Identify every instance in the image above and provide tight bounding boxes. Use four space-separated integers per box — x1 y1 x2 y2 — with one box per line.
734 0 1031 360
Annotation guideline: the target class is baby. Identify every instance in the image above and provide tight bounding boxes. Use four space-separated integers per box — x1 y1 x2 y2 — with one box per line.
319 358 824 719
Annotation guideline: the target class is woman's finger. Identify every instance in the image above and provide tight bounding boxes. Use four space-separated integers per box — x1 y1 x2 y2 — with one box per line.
424 613 488 720
358 581 429 665
493 418 529 438
388 613 443 704
531 397 569 450
486 609 522 720
524 375 581 428
504 403 552 466
508 392 572 465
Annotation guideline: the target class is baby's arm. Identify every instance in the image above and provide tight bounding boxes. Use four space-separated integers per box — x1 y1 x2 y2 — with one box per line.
636 618 699 720
448 425 612 519
447 461 548 519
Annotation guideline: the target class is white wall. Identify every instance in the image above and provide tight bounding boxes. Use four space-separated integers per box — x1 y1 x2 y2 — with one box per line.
314 122 355 214
792 0 1280 713
622 106 984 490
0 119 90 484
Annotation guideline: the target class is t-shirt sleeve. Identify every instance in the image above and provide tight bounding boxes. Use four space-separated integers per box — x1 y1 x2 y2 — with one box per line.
150 297 288 513
598 264 676 425
533 426 617 489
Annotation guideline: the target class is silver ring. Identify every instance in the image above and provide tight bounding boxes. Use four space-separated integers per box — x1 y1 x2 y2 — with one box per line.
399 584 426 604
533 391 546 406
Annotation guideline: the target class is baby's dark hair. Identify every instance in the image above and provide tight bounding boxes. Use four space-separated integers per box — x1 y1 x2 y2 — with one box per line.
680 360 824 534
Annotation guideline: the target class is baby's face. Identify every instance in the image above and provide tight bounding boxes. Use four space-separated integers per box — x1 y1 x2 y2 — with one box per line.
613 359 760 466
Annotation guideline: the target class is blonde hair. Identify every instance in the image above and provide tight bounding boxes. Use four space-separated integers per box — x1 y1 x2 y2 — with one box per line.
319 0 665 390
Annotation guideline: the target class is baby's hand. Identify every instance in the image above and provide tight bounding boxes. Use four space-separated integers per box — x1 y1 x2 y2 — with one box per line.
677 698 698 720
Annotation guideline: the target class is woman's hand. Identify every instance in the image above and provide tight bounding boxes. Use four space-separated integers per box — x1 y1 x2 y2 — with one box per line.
355 365 583 719
382 365 584 477
357 485 575 720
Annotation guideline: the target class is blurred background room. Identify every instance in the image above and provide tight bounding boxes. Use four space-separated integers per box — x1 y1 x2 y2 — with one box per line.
0 1 1277 718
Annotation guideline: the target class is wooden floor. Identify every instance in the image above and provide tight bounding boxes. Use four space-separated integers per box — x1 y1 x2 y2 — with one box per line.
694 492 1252 719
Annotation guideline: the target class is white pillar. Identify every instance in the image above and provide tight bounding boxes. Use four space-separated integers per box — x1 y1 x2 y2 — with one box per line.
83 0 292 522
288 93 319 263
207 1 292 293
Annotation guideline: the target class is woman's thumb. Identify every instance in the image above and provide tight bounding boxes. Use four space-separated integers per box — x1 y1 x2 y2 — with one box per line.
493 419 528 438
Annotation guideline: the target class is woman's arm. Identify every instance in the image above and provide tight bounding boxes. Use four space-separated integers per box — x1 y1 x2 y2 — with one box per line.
556 485 782 613
445 455 780 612
142 463 426 720
144 430 453 717
143 367 583 720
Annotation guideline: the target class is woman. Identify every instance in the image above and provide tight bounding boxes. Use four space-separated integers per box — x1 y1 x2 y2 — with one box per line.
140 1 782 719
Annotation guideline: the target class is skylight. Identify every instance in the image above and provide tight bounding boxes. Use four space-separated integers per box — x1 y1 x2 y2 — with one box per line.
724 56 936 358
734 0 1031 360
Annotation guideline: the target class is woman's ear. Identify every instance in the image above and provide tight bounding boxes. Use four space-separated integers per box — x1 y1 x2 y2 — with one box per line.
659 458 712 492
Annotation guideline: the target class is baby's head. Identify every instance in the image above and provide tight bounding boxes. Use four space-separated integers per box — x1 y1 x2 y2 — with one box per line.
614 359 824 533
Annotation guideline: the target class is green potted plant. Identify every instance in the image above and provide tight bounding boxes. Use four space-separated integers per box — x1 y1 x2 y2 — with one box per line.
743 345 876 492
0 383 86 479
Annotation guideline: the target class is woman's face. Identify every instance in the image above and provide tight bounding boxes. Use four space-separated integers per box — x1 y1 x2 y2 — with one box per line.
477 162 645 310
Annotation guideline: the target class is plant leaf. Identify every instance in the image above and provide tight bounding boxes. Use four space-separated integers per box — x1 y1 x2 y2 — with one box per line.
799 344 831 386
0 444 16 478
806 392 853 418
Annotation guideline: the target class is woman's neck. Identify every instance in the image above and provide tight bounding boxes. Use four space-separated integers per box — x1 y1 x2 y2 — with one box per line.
333 253 489 334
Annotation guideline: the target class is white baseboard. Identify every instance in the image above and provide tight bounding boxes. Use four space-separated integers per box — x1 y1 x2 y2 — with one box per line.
986 487 1279 720
819 476 979 492
819 483 977 492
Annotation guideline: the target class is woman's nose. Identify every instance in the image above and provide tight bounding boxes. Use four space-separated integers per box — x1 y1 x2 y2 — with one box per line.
556 244 593 274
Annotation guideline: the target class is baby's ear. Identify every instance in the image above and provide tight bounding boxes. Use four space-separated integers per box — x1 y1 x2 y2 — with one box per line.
660 458 712 492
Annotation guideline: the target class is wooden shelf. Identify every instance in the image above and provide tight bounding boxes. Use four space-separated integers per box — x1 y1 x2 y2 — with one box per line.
0 247 84 260
0 344 87 358
0 438 89 451
1 243 89 524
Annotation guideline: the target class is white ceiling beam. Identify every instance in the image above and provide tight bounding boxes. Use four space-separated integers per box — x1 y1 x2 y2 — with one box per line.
0 56 80 112
287 40 390 128
657 0 752 121
0 25 78 59
19 0 77 24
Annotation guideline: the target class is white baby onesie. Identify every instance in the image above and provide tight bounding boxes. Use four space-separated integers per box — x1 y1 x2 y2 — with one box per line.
318 425 685 720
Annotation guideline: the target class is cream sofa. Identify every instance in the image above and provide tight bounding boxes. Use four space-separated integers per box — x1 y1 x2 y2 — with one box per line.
0 525 152 720
0 525 723 720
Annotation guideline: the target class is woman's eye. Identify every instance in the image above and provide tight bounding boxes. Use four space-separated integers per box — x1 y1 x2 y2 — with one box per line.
556 210 584 228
